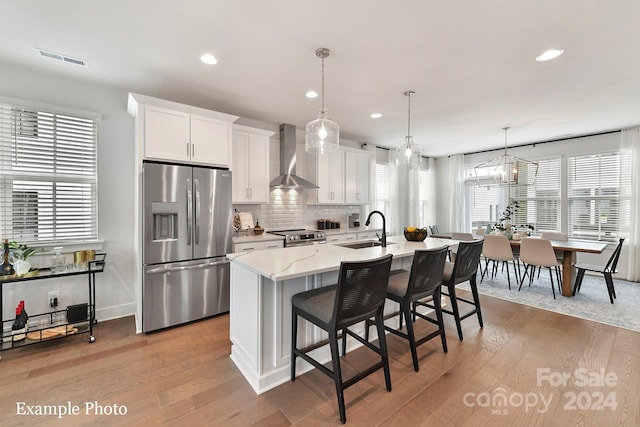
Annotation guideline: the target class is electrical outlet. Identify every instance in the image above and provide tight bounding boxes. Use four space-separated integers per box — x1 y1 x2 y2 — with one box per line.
48 290 60 308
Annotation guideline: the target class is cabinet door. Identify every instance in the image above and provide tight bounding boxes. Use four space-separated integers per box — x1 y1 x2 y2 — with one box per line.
345 152 370 204
316 152 334 203
144 105 190 162
231 130 250 203
329 150 345 203
246 133 270 203
355 153 370 204
191 115 230 167
309 150 344 204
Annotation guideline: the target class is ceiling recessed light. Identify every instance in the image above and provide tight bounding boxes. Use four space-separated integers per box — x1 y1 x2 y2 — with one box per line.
305 90 318 98
536 48 564 62
200 54 218 65
370 113 382 119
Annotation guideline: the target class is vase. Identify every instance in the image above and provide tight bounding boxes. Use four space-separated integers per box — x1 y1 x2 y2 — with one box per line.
15 259 31 276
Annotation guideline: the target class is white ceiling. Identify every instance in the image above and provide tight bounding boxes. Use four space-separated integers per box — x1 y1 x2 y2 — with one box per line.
2 1 640 156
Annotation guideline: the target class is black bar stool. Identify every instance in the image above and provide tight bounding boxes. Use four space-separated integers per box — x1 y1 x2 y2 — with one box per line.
367 246 448 372
290 254 393 424
441 239 484 341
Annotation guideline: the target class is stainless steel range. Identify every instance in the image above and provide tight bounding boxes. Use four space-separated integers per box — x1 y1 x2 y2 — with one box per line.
270 229 327 247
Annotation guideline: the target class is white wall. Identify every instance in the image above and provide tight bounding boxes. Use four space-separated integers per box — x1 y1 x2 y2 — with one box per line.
0 62 136 321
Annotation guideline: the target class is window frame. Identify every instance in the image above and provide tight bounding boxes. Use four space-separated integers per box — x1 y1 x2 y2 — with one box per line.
0 98 100 246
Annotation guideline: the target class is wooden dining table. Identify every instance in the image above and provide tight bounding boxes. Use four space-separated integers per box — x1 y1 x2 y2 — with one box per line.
509 238 607 297
434 232 608 297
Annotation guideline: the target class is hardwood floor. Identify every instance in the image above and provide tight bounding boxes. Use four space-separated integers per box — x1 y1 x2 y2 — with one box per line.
1 291 639 426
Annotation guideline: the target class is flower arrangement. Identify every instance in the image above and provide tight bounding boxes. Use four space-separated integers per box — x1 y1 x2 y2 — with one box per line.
493 200 535 235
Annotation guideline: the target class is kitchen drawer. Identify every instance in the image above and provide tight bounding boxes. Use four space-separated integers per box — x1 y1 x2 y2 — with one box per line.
357 231 380 240
233 240 284 252
325 233 357 244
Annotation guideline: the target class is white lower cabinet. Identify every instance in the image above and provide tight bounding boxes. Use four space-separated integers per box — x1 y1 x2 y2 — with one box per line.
357 230 380 240
325 233 357 244
233 240 284 253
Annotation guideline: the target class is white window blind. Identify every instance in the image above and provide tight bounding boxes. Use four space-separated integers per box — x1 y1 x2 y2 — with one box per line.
0 102 98 243
470 184 501 229
567 152 630 242
510 158 561 232
467 157 560 231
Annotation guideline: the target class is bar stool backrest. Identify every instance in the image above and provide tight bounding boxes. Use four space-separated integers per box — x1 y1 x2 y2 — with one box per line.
449 240 483 285
408 247 448 299
334 254 393 329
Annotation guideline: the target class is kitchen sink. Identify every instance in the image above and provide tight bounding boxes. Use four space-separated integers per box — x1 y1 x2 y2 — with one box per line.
337 240 395 249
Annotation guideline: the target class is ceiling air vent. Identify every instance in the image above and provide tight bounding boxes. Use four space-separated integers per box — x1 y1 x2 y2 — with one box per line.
34 48 88 68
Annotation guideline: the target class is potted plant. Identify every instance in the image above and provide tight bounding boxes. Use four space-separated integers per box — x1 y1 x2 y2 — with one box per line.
494 200 534 238
8 241 43 276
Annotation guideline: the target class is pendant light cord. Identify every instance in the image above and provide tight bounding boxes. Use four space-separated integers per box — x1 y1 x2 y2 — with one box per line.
321 56 325 114
404 90 415 146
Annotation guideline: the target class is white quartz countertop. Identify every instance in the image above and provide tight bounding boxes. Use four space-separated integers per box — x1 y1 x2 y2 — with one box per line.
227 235 457 281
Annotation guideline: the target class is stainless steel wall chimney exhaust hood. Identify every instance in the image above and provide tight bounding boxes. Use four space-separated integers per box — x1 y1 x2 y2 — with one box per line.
270 123 319 189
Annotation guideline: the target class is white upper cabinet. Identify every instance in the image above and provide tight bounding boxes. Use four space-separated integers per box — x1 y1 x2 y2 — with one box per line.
232 125 274 204
128 93 238 167
344 151 371 204
307 149 345 204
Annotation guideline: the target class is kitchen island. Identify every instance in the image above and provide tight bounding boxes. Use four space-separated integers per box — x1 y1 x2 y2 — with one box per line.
226 235 456 394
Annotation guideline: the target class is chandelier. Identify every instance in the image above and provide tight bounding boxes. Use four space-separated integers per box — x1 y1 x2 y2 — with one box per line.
473 127 538 186
395 90 422 166
305 48 339 154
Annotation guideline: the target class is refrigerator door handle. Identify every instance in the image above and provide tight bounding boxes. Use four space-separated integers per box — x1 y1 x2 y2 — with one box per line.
146 259 230 274
187 178 193 246
194 179 200 245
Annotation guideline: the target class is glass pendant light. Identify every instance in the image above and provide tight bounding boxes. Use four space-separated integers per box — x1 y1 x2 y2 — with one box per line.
395 90 422 166
305 48 339 154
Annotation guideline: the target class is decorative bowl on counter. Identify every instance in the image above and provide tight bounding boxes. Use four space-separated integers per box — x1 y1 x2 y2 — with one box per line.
404 227 428 242
253 226 265 236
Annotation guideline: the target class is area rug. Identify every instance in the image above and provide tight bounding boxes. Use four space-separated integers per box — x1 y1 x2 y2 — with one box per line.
458 268 640 333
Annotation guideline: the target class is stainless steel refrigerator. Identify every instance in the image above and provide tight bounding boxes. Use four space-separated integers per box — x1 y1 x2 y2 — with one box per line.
142 161 232 332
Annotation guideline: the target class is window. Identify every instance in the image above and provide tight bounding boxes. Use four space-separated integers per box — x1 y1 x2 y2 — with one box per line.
467 158 560 232
509 158 561 232
0 102 98 244
567 152 631 242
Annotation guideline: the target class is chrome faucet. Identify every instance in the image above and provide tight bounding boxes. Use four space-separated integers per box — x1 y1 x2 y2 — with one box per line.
365 210 387 247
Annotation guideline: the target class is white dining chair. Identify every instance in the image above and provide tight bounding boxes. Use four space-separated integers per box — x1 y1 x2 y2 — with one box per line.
518 238 561 299
481 234 520 289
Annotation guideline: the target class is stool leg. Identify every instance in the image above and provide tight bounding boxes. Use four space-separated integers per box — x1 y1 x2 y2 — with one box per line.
434 289 448 353
329 329 346 423
469 275 483 328
375 308 392 392
291 310 298 381
446 283 464 341
403 301 419 372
